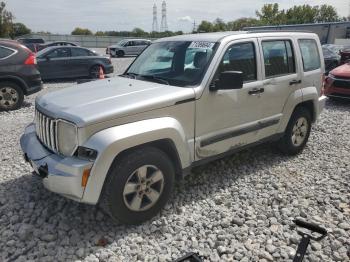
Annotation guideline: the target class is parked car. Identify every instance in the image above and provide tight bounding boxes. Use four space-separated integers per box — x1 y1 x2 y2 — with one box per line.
21 31 326 224
0 40 42 111
340 48 350 64
17 38 45 52
106 39 151 57
324 62 350 99
322 45 340 74
36 46 113 80
37 41 78 51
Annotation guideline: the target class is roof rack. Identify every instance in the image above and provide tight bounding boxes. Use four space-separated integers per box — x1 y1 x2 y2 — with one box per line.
246 30 312 34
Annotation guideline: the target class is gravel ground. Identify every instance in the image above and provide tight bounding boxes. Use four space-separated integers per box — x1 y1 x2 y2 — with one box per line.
0 57 349 262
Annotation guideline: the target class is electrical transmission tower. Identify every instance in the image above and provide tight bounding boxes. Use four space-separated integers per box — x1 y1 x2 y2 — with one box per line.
152 4 159 32
160 1 168 32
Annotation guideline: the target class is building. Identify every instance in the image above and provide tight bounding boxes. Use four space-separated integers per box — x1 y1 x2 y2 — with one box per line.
244 21 350 45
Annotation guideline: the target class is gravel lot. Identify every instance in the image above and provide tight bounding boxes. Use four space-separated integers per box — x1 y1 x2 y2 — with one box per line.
0 56 349 262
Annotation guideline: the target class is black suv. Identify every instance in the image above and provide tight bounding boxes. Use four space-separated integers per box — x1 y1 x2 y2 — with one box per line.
0 40 42 110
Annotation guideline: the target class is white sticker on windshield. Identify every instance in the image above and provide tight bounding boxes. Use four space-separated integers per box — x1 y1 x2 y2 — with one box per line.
189 41 215 49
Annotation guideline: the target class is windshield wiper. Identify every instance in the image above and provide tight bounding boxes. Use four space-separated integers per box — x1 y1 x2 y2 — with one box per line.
121 72 138 79
139 75 170 85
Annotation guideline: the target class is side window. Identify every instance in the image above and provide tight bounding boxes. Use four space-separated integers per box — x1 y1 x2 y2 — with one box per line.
262 40 296 78
217 42 257 82
127 41 134 47
71 48 89 57
46 48 70 58
0 46 15 59
299 39 321 71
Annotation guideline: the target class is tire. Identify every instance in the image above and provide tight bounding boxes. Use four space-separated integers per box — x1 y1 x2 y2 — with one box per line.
277 107 312 155
89 65 103 79
0 81 24 111
100 147 175 224
116 50 125 57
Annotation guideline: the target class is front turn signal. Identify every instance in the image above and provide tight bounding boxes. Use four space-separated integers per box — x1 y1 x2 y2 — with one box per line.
82 168 91 187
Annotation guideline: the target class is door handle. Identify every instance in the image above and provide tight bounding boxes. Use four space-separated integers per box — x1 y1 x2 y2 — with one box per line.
248 88 264 95
289 79 302 85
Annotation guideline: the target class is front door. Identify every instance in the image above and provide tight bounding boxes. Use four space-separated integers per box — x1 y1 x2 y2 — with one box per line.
125 41 137 55
38 47 71 79
195 39 264 160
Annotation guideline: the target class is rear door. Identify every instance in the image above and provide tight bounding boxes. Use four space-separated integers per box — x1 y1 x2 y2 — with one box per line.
37 47 71 79
257 37 301 139
69 47 92 77
124 41 137 55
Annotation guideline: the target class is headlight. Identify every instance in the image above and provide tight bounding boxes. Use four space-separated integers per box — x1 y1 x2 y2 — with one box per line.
57 120 78 156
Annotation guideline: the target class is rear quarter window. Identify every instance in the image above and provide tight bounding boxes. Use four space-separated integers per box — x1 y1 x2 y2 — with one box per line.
0 46 15 59
299 39 321 71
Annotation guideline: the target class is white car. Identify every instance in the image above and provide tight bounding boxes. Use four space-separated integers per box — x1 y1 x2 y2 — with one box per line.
106 39 151 57
21 31 326 224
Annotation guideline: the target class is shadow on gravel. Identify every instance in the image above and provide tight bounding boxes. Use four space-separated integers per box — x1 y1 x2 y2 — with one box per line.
0 143 291 261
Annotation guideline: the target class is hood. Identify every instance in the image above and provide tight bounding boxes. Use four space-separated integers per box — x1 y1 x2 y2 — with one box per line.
36 76 195 127
330 63 350 78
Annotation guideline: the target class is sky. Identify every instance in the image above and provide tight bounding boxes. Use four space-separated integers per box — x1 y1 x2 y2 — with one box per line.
4 0 350 34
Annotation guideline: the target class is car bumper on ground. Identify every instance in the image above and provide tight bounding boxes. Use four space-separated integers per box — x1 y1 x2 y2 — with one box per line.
324 85 350 99
20 123 93 202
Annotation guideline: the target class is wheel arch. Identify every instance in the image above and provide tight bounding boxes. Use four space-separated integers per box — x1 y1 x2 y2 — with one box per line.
81 117 192 204
0 76 28 95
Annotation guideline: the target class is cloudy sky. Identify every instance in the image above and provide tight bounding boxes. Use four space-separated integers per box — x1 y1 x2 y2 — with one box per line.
4 0 349 33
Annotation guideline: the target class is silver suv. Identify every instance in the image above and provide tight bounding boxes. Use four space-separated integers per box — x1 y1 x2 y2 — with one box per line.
21 32 326 224
106 39 151 57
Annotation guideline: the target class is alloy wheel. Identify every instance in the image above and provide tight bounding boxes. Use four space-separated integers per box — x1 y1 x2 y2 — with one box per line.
0 87 19 109
123 165 165 212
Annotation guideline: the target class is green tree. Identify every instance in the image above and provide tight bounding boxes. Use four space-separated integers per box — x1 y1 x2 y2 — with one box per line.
213 18 227 31
197 20 214 32
316 5 340 23
10 22 31 38
95 31 105 36
227 17 260 31
131 27 147 37
256 3 285 25
71 27 93 35
0 1 14 37
285 5 319 24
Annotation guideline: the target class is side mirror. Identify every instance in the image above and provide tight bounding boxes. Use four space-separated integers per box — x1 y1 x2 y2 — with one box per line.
210 71 243 91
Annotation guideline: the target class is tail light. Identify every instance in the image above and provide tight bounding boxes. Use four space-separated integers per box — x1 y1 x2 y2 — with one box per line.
24 53 37 65
320 74 325 96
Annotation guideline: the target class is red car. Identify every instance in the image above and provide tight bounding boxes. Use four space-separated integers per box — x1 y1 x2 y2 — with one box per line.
324 63 350 99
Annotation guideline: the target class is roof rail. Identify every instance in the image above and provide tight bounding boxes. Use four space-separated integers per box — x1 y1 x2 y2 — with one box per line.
246 30 313 34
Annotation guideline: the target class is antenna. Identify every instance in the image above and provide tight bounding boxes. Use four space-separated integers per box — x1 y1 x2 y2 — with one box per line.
160 1 168 32
152 4 158 32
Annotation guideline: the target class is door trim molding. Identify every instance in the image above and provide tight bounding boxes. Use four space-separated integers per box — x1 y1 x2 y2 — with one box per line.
200 118 280 147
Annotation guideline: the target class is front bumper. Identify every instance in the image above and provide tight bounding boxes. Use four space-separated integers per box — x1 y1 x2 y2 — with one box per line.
20 123 93 202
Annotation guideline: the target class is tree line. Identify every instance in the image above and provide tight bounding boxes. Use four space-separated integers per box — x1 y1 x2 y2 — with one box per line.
196 4 347 32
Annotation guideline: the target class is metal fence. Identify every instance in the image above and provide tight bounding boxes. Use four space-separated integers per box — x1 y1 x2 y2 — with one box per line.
18 33 154 48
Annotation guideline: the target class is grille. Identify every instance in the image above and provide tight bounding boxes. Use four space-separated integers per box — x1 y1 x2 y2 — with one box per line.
333 79 350 89
35 109 58 152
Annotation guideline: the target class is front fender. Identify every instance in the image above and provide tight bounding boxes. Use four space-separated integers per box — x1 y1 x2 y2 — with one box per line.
81 117 192 204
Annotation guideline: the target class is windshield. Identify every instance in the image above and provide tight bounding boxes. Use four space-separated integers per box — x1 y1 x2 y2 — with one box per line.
125 41 218 87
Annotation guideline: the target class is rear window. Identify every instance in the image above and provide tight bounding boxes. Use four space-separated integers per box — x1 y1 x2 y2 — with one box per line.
0 46 15 59
299 39 321 71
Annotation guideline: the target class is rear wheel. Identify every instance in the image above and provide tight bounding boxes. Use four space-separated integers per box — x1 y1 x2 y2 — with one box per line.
117 50 125 57
89 65 103 79
0 82 24 111
277 107 312 155
100 147 175 224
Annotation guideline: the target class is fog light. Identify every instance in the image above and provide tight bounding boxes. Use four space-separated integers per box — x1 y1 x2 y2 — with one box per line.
75 147 98 161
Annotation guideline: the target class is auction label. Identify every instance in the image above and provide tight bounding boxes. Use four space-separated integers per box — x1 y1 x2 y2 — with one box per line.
189 41 215 49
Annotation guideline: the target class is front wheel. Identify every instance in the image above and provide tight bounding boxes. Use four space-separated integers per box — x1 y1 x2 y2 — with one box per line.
100 147 175 224
89 65 103 79
277 107 312 155
0 82 24 111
